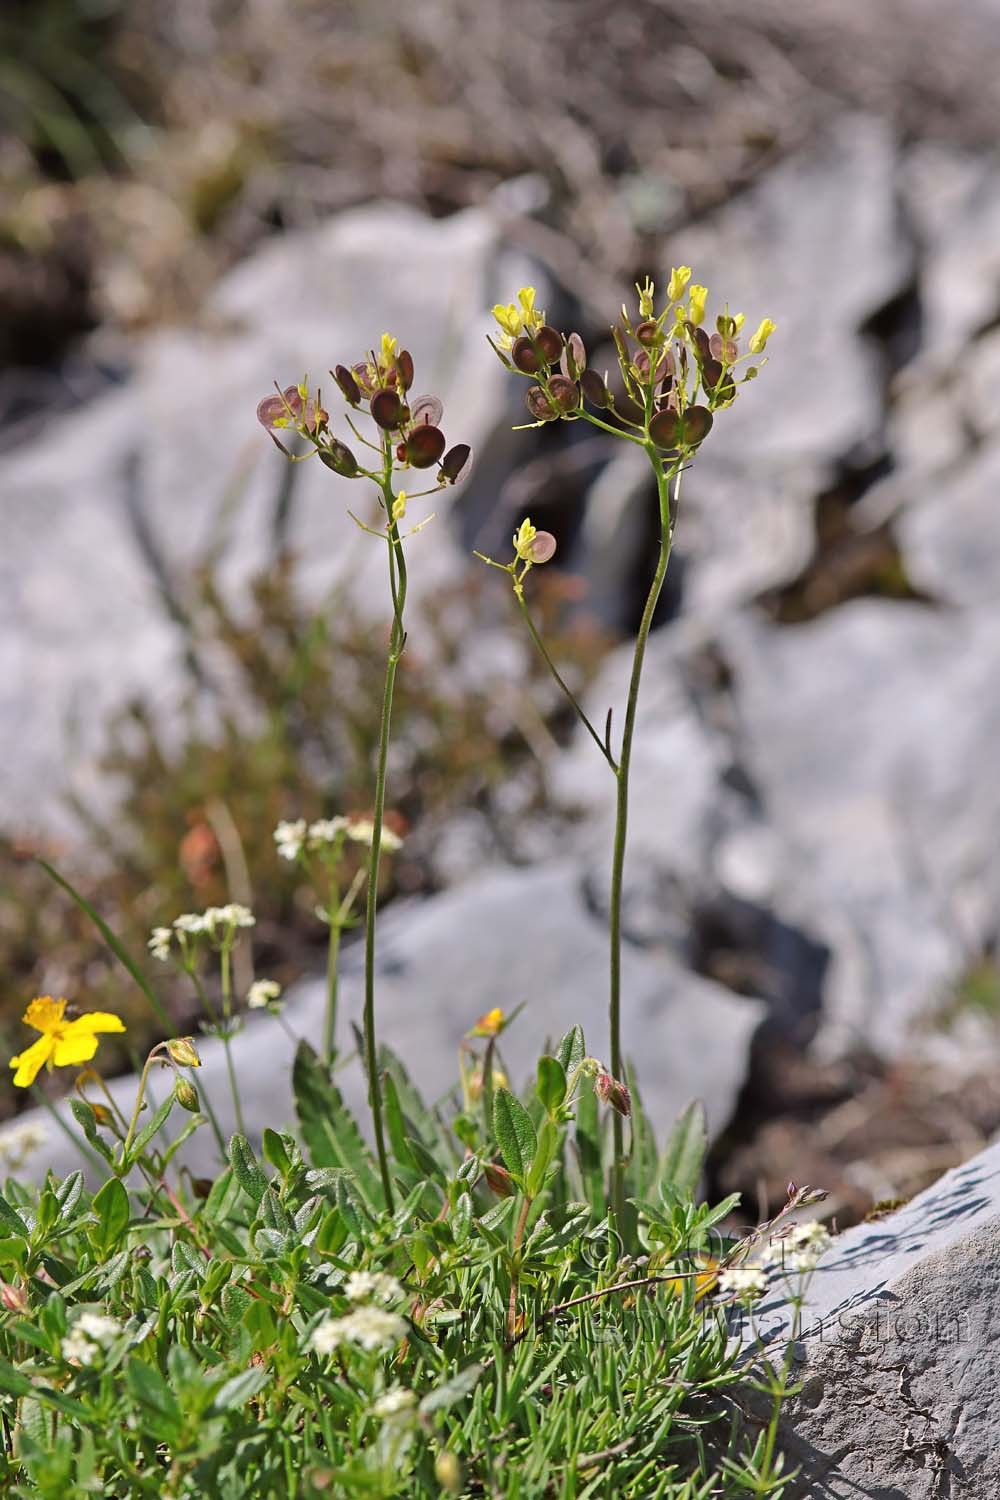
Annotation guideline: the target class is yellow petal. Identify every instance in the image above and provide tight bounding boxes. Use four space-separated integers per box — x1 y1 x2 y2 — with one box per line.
10 1035 55 1088
22 996 66 1034
60 1011 126 1038
51 1033 101 1069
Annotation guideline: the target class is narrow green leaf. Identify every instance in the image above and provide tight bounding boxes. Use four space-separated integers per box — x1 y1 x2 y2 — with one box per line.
293 1042 380 1210
54 1172 84 1218
574 1082 605 1216
555 1024 585 1079
382 1071 416 1171
658 1100 708 1199
39 859 173 1032
526 1118 560 1198
261 1128 292 1176
212 1366 271 1412
68 1099 115 1166
0 1192 30 1238
127 1091 176 1163
492 1088 537 1181
229 1135 268 1204
418 1363 483 1415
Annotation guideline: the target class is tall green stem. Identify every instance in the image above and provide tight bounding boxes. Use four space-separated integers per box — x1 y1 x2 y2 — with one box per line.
608 455 680 1224
322 883 341 1064
219 943 246 1138
362 465 405 1214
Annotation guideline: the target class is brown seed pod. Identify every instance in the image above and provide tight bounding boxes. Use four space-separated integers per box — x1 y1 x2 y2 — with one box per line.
352 361 377 397
548 374 580 412
395 348 414 391
370 389 405 430
256 394 290 429
560 332 587 381
685 321 711 361
635 319 660 347
511 335 542 374
580 368 611 407
701 357 723 390
709 332 738 362
406 423 446 468
681 406 714 445
648 408 681 449
409 393 444 428
332 364 362 405
534 325 563 363
525 386 557 421
439 443 473 484
319 439 359 477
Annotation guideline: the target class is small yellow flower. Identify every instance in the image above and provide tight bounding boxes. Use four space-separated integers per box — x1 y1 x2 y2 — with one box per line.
493 287 543 347
732 312 746 331
9 998 125 1089
492 301 522 339
378 333 399 369
636 276 656 318
687 284 708 326
748 317 777 354
467 1007 505 1038
667 266 692 303
513 517 538 561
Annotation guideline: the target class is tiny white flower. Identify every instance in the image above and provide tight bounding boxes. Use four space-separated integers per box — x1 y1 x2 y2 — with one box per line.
762 1221 833 1273
0 1121 47 1170
345 1270 404 1305
247 979 282 1010
716 1264 768 1302
61 1329 100 1366
75 1311 122 1346
345 818 403 852
174 912 208 936
310 1306 407 1355
148 926 173 962
372 1386 417 1420
274 819 307 861
308 817 348 848
207 903 255 932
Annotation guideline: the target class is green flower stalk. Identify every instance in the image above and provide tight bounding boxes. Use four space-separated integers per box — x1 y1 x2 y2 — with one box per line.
486 275 774 1225
257 337 473 1212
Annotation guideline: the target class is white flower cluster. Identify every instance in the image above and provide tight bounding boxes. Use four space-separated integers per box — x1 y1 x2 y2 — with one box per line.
762 1221 833 1274
716 1264 768 1302
0 1121 47 1171
247 979 282 1011
148 905 256 960
61 1311 122 1366
274 816 403 863
372 1386 417 1421
310 1305 407 1356
345 1270 404 1305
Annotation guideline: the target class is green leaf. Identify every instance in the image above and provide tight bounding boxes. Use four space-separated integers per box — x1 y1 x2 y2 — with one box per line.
203 1166 241 1222
229 1135 268 1204
659 1100 708 1199
125 1358 181 1440
492 1088 537 1181
293 1042 380 1210
211 1366 270 1412
39 859 174 1033
419 1363 483 1415
624 1064 658 1200
555 1024 585 1079
68 1099 115 1166
261 1128 292 1176
54 1172 84 1219
526 1118 560 1198
92 1177 130 1254
535 1056 567 1116
574 1082 605 1216
382 1072 416 1171
0 1191 30 1238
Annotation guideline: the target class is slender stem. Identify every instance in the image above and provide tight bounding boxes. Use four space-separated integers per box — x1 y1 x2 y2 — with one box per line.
578 409 646 445
507 1194 533 1338
514 587 616 769
322 884 341 1064
184 968 229 1154
219 942 246 1138
608 456 680 1225
362 462 405 1214
121 1050 161 1160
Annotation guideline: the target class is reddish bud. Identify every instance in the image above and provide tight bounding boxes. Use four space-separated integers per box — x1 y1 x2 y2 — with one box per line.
406 424 446 468
1 1282 27 1313
595 1070 631 1117
395 349 414 391
483 1162 516 1197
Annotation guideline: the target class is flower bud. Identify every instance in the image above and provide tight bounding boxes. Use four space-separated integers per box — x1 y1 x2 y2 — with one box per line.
483 1162 516 1198
332 364 361 405
748 317 777 354
687 284 708 326
434 1451 463 1493
595 1069 631 1117
166 1036 202 1069
1 1282 28 1314
174 1077 200 1113
667 265 692 302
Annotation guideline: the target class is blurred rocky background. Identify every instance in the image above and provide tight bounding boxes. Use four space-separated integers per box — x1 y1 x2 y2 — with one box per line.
3 0 1000 1226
